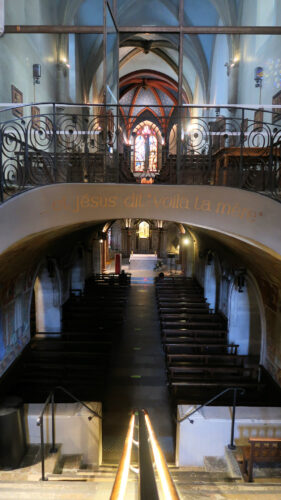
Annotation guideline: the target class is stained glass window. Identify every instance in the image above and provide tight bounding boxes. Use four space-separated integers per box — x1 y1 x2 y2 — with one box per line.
149 135 157 171
134 124 158 172
139 221 150 239
135 135 145 171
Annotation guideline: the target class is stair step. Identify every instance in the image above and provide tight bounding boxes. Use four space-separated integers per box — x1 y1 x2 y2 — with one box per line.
204 456 228 473
47 473 87 482
61 454 83 473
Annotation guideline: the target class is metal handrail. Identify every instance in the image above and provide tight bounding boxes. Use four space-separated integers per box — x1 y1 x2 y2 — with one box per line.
143 410 180 500
138 410 159 500
177 386 245 450
110 409 180 500
110 411 136 500
36 385 102 481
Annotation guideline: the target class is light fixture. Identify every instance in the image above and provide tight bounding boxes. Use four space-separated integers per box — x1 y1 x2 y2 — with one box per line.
254 67 263 88
33 64 41 85
225 57 239 77
182 237 190 246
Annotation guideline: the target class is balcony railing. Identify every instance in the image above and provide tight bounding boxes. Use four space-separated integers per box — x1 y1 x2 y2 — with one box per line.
0 102 280 202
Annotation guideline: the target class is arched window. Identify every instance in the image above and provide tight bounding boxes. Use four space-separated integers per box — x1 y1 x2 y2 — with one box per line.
139 221 150 239
135 135 145 171
134 125 158 172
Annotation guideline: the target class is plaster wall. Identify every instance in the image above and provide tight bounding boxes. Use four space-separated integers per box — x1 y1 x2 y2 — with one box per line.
209 33 229 107
228 280 261 356
1 2 61 103
25 402 102 465
176 405 281 466
0 246 87 377
192 232 277 375
238 1 281 108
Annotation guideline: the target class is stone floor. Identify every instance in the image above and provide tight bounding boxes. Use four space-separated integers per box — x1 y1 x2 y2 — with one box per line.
102 278 175 464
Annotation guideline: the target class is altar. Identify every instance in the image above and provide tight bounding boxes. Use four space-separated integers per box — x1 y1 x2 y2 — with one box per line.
129 253 157 270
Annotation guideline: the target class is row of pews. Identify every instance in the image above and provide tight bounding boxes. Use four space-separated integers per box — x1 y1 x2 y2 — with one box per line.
156 275 262 404
4 274 130 403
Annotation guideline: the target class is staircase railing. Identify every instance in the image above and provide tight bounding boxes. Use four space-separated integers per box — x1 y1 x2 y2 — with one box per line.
110 409 180 500
36 385 102 481
177 386 245 450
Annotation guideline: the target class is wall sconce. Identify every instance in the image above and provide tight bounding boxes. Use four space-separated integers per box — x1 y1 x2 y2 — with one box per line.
224 58 239 77
58 59 70 78
33 64 41 85
254 67 263 88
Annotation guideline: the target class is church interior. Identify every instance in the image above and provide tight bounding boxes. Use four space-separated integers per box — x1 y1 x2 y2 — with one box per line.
0 1 281 498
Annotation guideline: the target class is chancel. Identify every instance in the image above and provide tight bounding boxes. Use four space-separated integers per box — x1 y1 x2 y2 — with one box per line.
0 1 281 499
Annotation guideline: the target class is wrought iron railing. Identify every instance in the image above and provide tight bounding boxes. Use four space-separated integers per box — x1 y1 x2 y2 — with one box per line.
0 102 280 202
36 385 102 481
177 387 246 450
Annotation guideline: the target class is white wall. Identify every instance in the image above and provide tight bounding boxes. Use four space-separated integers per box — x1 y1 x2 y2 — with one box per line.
1 2 60 103
26 402 102 466
209 33 229 107
204 258 217 311
228 278 261 356
34 265 62 333
238 0 280 107
176 405 281 466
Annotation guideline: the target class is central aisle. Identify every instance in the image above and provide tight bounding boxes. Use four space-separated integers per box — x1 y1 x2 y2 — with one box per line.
102 282 175 464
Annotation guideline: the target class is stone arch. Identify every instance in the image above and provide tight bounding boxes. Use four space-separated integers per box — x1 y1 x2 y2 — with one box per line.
228 272 264 357
70 245 86 293
180 230 195 277
32 259 62 333
203 251 222 311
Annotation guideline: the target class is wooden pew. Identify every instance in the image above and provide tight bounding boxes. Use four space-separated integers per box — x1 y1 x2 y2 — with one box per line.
166 353 244 366
160 311 211 319
242 437 281 482
165 343 238 354
162 329 227 341
29 339 112 353
160 312 220 320
158 305 209 313
168 365 256 380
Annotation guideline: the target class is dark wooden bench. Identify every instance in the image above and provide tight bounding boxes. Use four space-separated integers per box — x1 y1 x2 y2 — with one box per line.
168 365 255 379
166 353 244 366
30 339 112 352
160 312 220 319
165 343 238 354
162 329 227 340
157 295 206 301
171 381 265 393
159 305 209 312
242 437 281 482
160 311 211 319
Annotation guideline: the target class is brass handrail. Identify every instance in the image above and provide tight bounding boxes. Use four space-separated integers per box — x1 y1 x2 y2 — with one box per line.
144 410 180 500
110 412 135 500
110 409 180 499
